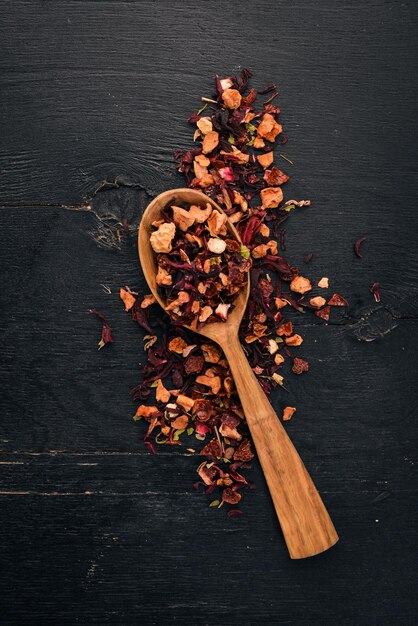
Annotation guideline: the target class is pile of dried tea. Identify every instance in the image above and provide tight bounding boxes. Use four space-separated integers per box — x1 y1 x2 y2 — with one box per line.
149 200 250 328
123 69 348 513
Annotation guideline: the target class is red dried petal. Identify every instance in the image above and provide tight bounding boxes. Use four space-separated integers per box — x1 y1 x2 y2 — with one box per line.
370 282 381 302
314 305 330 321
292 357 309 374
88 309 114 349
233 439 254 462
184 355 205 375
200 439 222 459
354 236 366 258
328 293 349 306
222 487 242 504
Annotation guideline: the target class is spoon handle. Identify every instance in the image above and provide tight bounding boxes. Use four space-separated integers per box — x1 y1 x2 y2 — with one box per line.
220 335 338 559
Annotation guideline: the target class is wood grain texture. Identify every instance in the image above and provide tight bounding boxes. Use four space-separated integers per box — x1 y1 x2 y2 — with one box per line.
0 0 417 624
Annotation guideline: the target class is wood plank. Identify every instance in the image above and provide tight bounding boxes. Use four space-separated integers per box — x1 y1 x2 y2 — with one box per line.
1 0 417 624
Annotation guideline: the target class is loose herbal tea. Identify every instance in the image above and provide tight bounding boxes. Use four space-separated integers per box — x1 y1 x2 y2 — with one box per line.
149 200 250 329
123 68 349 513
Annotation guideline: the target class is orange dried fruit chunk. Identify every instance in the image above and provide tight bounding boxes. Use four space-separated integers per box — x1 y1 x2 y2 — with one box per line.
207 209 227 236
196 117 213 135
290 275 312 294
120 288 136 312
221 88 242 110
156 379 170 403
260 186 283 208
257 113 283 141
285 334 303 346
171 414 189 430
168 337 187 353
277 321 293 336
282 406 296 421
177 394 195 411
275 297 288 309
202 130 219 154
195 374 222 394
156 266 172 286
134 405 158 419
257 151 274 169
171 205 195 232
309 296 326 308
150 222 176 253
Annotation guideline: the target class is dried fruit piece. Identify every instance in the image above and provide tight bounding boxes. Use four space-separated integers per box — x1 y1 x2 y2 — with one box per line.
207 238 227 254
120 288 136 312
309 296 326 308
202 130 219 154
282 406 296 421
134 405 159 419
290 276 312 294
177 394 195 411
171 205 195 231
156 266 172 286
257 152 274 169
260 187 283 209
264 167 289 186
285 334 303 346
328 293 348 306
150 222 176 253
234 439 254 461
222 88 242 109
196 117 213 135
257 113 282 141
292 357 309 374
168 337 188 353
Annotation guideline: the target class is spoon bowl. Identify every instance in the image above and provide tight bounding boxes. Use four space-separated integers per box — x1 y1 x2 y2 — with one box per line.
139 188 338 559
138 187 249 342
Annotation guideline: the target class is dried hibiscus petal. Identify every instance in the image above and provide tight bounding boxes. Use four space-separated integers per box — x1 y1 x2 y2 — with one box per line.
292 357 309 374
184 355 204 375
200 439 222 459
263 166 289 186
328 293 349 306
370 282 381 302
315 305 330 321
222 487 242 504
88 309 113 350
354 235 366 258
233 439 254 462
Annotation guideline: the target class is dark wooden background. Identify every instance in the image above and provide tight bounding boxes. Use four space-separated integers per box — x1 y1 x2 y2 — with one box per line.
1 1 417 624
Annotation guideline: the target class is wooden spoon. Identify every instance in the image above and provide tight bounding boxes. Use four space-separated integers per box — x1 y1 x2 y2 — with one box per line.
138 188 338 559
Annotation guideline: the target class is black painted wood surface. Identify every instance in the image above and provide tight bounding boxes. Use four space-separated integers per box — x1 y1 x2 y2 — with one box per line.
1 1 417 624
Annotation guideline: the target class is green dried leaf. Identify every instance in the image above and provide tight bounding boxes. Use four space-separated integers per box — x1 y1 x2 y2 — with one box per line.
187 427 194 436
245 122 257 135
173 428 185 441
275 337 283 343
227 134 236 145
283 204 296 213
209 500 220 507
150 380 159 388
240 245 251 259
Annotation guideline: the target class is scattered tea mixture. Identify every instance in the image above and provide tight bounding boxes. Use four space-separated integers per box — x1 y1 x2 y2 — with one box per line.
117 69 349 514
149 201 250 329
